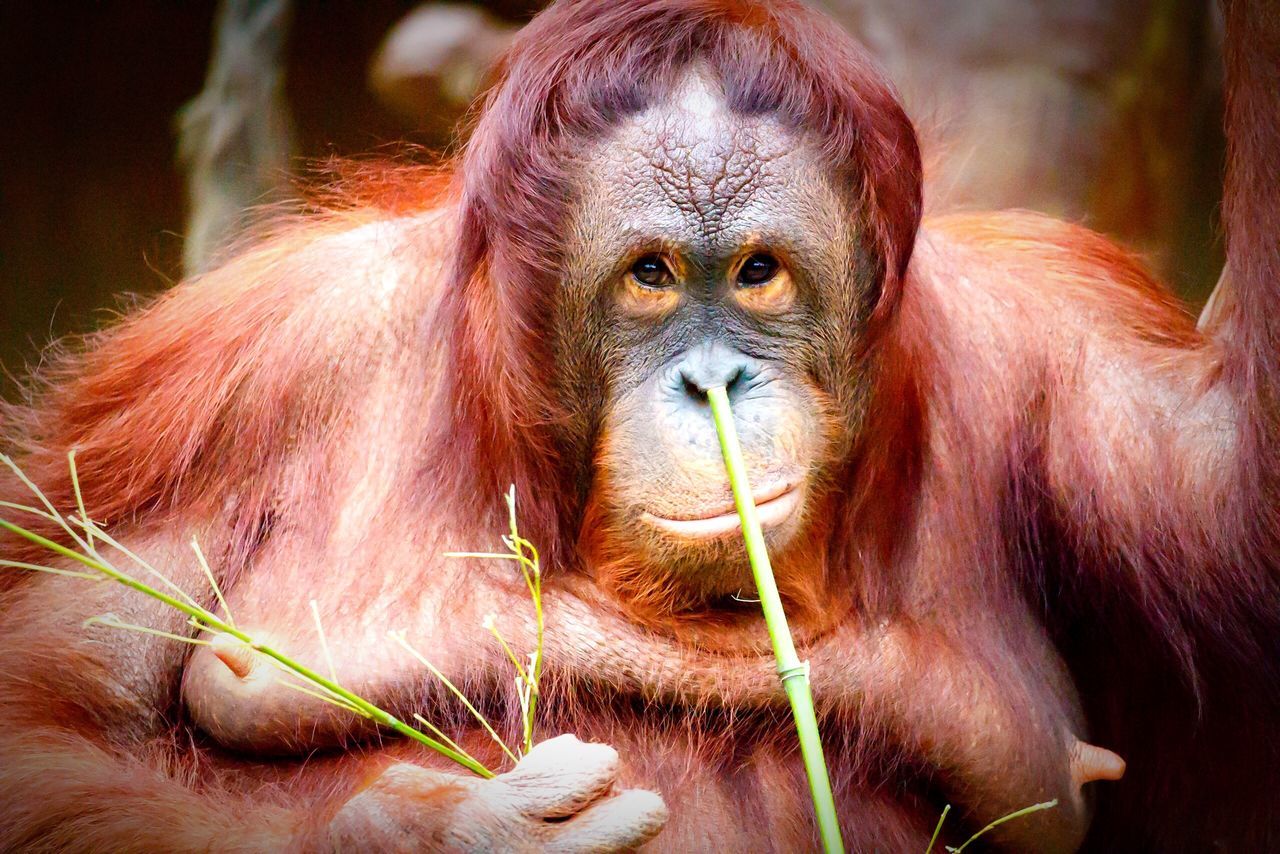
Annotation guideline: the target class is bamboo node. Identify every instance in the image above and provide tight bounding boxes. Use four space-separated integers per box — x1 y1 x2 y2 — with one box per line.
777 660 811 684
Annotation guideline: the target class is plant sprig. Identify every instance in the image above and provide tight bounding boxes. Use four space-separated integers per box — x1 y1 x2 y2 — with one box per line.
445 484 544 757
0 452 548 779
927 799 1059 853
1 450 1058 849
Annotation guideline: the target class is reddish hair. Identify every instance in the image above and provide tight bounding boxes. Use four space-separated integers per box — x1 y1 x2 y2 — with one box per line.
431 0 922 562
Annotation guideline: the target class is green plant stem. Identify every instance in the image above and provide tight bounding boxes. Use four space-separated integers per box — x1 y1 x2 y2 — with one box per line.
706 386 845 854
926 804 952 854
949 799 1057 853
0 518 493 779
505 487 544 756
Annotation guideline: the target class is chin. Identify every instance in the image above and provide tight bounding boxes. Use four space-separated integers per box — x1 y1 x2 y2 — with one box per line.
584 485 812 615
582 460 823 619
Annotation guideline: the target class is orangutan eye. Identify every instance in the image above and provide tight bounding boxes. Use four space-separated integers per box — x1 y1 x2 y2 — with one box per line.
630 254 674 289
737 253 780 287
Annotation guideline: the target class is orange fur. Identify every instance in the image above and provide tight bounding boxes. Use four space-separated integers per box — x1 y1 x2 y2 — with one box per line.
1 1 1278 851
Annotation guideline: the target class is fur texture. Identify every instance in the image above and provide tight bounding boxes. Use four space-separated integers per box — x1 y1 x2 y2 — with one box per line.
0 1 1277 851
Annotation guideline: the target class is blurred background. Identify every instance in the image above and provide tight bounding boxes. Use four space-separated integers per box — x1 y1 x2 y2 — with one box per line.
0 0 1226 387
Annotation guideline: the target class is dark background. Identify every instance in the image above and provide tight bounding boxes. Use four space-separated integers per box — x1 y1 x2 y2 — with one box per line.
0 1 528 381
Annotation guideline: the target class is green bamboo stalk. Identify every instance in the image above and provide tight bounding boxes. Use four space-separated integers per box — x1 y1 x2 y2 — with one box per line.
707 386 845 854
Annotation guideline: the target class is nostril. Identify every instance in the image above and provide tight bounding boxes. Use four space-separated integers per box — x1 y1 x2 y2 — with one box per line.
724 364 748 395
681 372 707 401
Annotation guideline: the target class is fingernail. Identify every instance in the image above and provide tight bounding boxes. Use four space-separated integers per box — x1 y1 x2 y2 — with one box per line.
210 632 256 679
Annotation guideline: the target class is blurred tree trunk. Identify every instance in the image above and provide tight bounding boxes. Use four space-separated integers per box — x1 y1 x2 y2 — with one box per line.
177 0 294 276
820 0 1224 301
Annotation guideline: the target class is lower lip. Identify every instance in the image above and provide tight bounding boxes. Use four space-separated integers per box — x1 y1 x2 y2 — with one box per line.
642 487 802 539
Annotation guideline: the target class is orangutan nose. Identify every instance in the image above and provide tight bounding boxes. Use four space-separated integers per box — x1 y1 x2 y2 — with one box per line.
675 342 758 403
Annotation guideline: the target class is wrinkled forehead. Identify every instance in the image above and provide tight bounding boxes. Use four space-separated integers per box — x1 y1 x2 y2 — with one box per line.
571 72 850 257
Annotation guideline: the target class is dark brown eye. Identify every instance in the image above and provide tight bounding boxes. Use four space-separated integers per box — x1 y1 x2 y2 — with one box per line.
630 254 674 289
737 253 779 287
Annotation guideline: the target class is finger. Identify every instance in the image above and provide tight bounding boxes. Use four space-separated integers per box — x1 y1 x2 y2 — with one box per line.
502 734 620 817
1070 739 1126 787
547 788 669 853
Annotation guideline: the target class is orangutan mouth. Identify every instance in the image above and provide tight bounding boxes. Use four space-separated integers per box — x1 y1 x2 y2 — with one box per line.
641 483 802 538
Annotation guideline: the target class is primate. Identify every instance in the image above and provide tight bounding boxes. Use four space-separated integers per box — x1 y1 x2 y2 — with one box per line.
1 1 1277 850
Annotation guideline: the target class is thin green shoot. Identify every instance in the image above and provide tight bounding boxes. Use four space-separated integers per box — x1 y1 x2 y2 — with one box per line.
0 558 103 580
445 484 544 757
1 513 494 775
3 455 91 552
67 450 94 553
194 537 233 627
413 713 471 756
85 613 212 646
274 677 368 717
483 614 530 685
309 599 336 681
945 799 1058 853
706 386 845 854
925 804 952 854
413 713 489 771
0 452 554 778
390 630 520 766
0 451 495 778
0 500 60 521
85 522 203 609
44 486 205 611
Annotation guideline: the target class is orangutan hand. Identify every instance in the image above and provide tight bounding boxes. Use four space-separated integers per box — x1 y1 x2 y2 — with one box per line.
324 734 668 852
